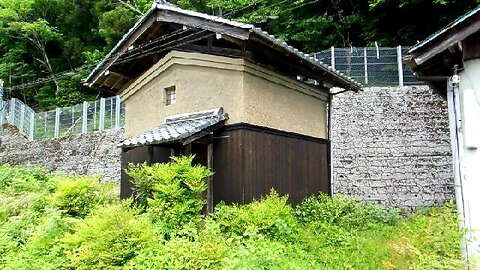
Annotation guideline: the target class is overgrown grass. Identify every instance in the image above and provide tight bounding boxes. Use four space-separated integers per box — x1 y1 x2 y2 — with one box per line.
0 161 463 269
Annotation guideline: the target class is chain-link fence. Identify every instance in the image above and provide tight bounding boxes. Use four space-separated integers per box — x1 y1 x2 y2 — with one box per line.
314 46 421 86
1 96 125 141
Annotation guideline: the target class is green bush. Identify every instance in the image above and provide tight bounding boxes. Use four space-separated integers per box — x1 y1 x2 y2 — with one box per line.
295 193 400 229
48 177 117 217
212 190 298 242
1 209 74 270
61 202 155 269
125 223 231 270
127 156 212 237
0 165 51 194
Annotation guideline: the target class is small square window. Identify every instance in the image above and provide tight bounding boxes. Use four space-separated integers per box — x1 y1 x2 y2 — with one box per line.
165 86 176 106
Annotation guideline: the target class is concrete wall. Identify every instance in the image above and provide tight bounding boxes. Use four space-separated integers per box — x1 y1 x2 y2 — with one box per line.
331 86 454 208
0 125 123 182
121 51 328 138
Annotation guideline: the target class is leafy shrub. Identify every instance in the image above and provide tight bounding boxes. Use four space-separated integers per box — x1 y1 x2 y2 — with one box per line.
0 193 50 261
295 193 400 229
0 165 51 194
212 190 298 242
124 224 230 270
61 202 155 269
48 177 117 217
220 238 320 270
1 209 75 270
127 156 212 236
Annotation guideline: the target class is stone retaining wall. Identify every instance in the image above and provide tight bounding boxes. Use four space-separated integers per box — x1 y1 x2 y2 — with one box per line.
331 86 454 208
0 125 123 182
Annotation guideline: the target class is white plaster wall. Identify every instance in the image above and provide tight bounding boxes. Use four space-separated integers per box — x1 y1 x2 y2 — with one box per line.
459 59 480 263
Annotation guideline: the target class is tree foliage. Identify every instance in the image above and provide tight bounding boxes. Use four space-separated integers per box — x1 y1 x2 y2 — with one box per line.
0 0 479 109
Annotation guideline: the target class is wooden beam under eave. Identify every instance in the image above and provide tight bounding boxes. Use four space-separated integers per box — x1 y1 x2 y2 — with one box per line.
157 9 250 41
248 33 359 92
105 70 132 81
89 13 158 86
412 17 480 66
177 44 253 60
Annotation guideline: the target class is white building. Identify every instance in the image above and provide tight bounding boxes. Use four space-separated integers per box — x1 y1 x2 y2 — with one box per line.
405 6 480 266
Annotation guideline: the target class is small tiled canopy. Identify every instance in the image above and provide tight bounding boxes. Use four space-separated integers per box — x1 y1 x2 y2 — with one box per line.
118 108 228 148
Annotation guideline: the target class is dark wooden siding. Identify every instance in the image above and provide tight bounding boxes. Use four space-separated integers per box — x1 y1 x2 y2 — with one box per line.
213 124 330 205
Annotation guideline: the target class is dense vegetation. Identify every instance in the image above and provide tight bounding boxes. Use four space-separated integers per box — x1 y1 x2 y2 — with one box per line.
0 0 479 109
0 158 463 269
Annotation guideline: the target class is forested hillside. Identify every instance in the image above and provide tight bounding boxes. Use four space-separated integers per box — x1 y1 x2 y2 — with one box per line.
0 0 478 110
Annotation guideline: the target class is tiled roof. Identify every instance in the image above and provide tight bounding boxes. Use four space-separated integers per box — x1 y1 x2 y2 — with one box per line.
154 3 363 89
85 2 362 91
119 108 228 148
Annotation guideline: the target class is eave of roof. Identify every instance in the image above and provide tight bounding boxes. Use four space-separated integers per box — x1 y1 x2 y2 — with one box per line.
85 3 362 92
408 5 480 54
119 108 228 148
404 6 480 96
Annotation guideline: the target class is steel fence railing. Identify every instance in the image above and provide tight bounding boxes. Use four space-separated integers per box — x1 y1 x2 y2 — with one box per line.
0 96 124 141
314 46 423 87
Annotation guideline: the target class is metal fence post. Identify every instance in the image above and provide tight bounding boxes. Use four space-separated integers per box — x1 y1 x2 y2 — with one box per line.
44 112 47 136
99 97 105 131
9 98 15 124
54 108 60 138
364 47 368 85
330 46 335 70
29 112 35 140
0 101 4 128
82 101 88 134
397 45 404 87
115 96 121 129
19 104 25 133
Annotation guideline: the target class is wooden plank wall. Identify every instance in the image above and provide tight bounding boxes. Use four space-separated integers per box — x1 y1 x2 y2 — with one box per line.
213 125 330 205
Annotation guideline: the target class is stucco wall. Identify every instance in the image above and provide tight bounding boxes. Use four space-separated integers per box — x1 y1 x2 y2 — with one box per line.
242 63 328 138
121 51 328 138
0 125 123 182
122 52 245 138
331 86 454 208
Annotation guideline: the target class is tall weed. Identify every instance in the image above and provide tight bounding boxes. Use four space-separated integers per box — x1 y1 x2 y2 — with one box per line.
0 164 51 194
295 193 400 229
61 202 155 269
384 202 463 269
